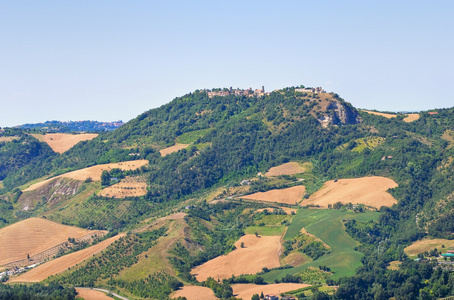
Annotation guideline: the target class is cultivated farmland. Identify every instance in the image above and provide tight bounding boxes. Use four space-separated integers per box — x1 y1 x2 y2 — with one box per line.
159 143 190 156
404 238 454 256
171 286 217 300
75 288 114 300
232 283 311 300
241 185 306 205
10 234 125 282
303 176 398 209
403 114 420 122
99 177 147 198
31 133 98 154
265 162 306 177
191 234 282 281
263 209 379 281
24 160 149 191
0 217 104 267
361 110 397 119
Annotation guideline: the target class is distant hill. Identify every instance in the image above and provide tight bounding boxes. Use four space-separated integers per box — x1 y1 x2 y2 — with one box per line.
17 120 124 133
1 86 454 299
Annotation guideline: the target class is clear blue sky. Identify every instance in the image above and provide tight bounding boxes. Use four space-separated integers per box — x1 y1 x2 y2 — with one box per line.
1 1 453 127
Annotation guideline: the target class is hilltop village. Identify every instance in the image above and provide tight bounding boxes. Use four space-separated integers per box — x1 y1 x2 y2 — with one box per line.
205 86 326 98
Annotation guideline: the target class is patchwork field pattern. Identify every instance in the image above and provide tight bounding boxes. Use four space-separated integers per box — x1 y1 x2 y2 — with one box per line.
191 234 282 281
303 176 398 209
31 133 98 154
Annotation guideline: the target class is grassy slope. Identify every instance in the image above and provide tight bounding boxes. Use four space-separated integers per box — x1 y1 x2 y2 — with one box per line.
263 209 379 281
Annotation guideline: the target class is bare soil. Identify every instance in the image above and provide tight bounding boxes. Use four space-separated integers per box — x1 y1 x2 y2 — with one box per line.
361 110 397 119
232 283 310 299
265 162 305 177
0 217 103 266
303 176 398 209
241 186 306 205
159 143 190 156
191 234 282 281
171 286 218 300
24 160 149 191
11 234 125 282
76 288 113 300
99 177 147 198
31 133 98 154
403 114 420 122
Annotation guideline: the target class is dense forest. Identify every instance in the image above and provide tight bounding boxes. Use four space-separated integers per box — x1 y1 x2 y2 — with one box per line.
1 87 454 299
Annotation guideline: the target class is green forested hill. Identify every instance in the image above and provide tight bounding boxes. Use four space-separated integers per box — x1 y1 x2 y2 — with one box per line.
1 87 454 299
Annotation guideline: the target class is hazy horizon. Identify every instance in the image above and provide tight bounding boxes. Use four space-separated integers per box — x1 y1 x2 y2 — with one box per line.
1 1 453 127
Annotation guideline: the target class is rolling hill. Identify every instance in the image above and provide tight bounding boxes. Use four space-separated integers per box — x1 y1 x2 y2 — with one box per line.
1 86 454 299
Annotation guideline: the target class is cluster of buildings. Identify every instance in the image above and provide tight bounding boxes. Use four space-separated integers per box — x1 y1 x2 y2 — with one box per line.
206 86 270 98
295 87 326 94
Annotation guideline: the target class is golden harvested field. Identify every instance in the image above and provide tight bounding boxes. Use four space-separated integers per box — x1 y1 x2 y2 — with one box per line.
265 162 305 177
160 143 190 156
403 114 420 122
404 239 454 256
76 288 113 300
303 176 398 209
361 110 397 119
0 218 103 266
191 234 282 281
24 160 149 191
31 133 98 154
241 185 306 205
11 234 125 282
99 177 147 198
232 283 310 299
0 136 19 142
171 286 218 300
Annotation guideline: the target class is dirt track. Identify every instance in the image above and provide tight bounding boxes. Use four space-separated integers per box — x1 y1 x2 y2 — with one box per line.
241 186 306 205
11 234 125 282
191 234 282 281
304 176 398 209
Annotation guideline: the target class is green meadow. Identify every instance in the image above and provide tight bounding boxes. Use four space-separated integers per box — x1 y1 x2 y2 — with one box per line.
263 209 379 281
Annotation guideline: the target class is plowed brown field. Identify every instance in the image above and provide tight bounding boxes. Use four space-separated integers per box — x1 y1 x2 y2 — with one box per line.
11 234 125 282
232 283 310 299
191 234 282 281
0 218 103 266
31 133 98 154
303 176 398 209
403 114 420 122
265 162 305 177
171 286 218 300
362 110 396 119
99 179 147 198
76 288 113 300
241 185 306 205
25 160 149 191
160 143 190 156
